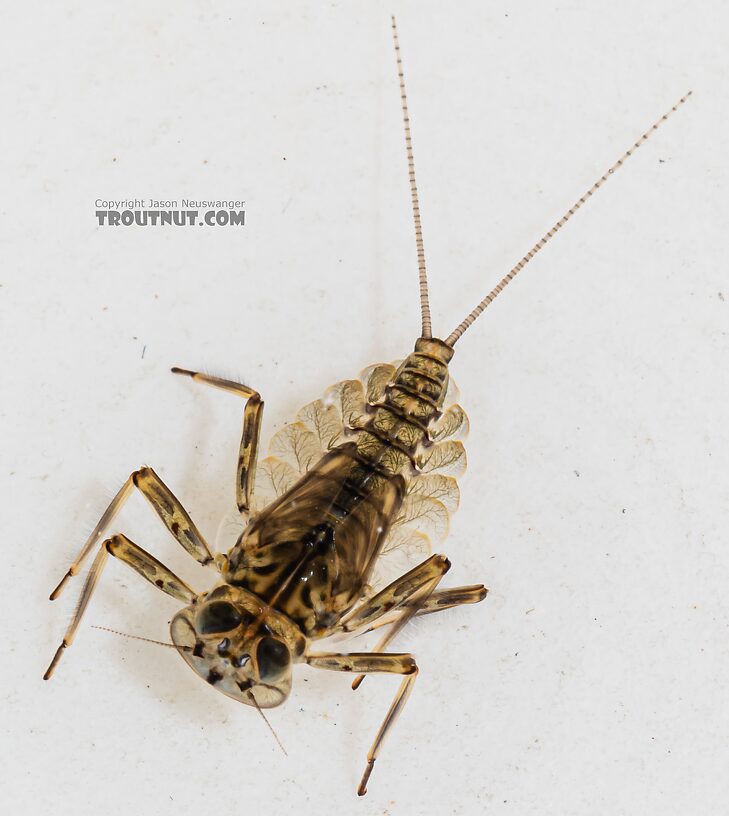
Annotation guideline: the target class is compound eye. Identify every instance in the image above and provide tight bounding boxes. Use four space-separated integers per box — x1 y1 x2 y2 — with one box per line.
256 637 291 682
197 601 243 634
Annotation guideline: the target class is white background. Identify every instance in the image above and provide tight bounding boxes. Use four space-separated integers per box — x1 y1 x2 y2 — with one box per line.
3 1 728 814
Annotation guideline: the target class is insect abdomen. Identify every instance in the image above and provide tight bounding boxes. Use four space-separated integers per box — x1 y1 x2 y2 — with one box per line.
228 339 460 636
355 337 455 471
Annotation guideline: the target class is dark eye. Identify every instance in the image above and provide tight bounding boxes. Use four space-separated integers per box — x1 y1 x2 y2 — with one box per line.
197 601 243 634
256 637 290 682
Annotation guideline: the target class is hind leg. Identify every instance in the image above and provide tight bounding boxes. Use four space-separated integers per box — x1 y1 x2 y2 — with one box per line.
367 584 488 630
333 556 487 689
305 651 419 796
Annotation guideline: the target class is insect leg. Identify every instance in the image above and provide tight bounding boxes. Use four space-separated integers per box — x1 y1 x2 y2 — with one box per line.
44 533 196 680
366 584 488 631
333 554 450 689
409 584 487 614
48 475 134 600
171 368 263 516
358 668 418 796
49 466 216 601
105 533 197 603
337 554 451 634
344 584 489 779
306 652 416 674
306 650 418 796
131 467 216 566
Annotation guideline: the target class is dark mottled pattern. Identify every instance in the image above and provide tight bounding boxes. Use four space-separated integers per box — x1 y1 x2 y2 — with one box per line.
226 444 405 635
225 337 455 639
361 337 454 461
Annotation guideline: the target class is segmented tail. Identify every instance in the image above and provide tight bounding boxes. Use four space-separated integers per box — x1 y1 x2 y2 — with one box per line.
445 91 692 346
390 17 691 347
391 16 432 339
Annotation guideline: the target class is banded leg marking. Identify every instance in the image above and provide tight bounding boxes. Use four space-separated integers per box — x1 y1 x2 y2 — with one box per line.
366 584 489 632
171 367 263 516
335 554 450 690
106 533 197 603
133 467 215 565
49 466 215 603
305 650 418 796
305 652 416 674
44 534 196 680
339 554 452 634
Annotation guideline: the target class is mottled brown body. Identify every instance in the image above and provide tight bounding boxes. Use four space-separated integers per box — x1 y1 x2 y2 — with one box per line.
44 334 480 756
45 13 686 798
225 338 455 637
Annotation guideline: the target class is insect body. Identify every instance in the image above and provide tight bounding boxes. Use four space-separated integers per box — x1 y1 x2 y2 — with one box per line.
45 17 690 797
171 337 467 720
45 341 477 795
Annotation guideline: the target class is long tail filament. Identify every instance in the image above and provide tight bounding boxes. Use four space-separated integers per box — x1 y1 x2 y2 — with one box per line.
445 91 692 346
391 15 432 339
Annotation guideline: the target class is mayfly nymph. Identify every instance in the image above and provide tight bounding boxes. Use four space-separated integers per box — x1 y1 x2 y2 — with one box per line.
45 16 690 796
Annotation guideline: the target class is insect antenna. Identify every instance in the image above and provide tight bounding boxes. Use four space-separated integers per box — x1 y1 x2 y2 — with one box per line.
445 90 693 347
246 690 288 756
391 15 432 339
94 627 287 755
91 625 192 652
